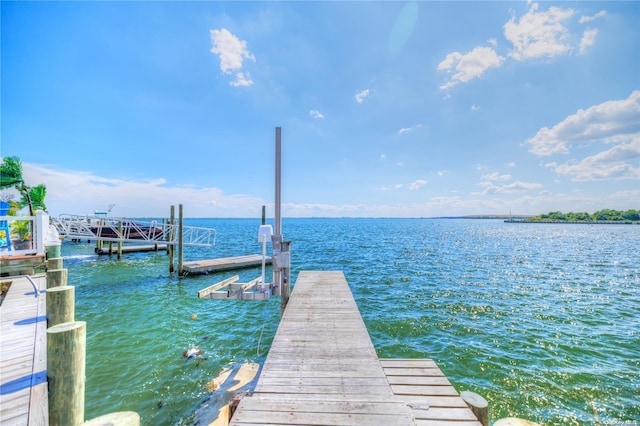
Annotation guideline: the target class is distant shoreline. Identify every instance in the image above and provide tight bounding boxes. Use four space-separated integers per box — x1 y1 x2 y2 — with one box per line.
504 219 639 225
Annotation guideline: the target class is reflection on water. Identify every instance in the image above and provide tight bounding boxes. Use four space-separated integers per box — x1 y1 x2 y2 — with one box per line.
65 219 639 425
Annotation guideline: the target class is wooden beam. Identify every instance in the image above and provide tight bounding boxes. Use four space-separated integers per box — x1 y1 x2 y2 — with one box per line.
242 277 261 292
197 275 239 298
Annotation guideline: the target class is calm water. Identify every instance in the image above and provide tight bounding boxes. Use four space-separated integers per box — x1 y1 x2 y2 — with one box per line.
62 218 639 425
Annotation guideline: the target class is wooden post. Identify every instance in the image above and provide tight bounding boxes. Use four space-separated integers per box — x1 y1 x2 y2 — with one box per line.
96 217 103 251
178 204 184 276
47 285 75 327
117 221 123 260
47 257 63 271
47 268 68 288
84 411 140 426
261 205 266 225
47 321 86 426
460 391 489 426
169 206 175 273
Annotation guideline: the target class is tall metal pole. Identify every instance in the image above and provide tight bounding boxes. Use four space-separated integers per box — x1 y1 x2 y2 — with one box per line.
275 127 282 238
273 127 289 314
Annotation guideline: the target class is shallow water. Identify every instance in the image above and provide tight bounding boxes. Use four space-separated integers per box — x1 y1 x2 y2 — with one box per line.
63 218 639 425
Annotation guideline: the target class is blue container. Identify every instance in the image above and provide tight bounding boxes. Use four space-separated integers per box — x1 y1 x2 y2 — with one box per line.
0 201 11 250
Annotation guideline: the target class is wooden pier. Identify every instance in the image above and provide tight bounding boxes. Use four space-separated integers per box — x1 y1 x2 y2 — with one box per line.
0 274 48 425
183 254 271 275
229 271 483 425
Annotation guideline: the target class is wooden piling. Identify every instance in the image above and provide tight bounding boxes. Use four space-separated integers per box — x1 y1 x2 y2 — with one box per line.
47 268 68 288
178 204 184 276
47 257 63 270
47 285 75 327
461 390 489 426
117 221 123 260
168 206 175 274
47 321 86 426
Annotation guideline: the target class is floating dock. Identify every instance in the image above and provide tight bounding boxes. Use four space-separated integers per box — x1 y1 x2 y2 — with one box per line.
0 274 48 425
183 254 271 275
229 271 483 425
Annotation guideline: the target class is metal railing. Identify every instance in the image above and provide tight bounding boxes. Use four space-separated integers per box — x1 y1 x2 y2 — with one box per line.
52 214 216 247
0 211 49 256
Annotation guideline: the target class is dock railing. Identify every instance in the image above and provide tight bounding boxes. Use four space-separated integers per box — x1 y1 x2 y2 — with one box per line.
0 210 48 256
52 214 216 247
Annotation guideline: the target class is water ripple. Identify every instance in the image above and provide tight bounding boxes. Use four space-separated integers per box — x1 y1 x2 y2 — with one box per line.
66 219 640 425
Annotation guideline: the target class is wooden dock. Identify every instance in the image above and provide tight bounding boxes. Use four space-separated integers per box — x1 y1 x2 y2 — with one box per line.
382 358 484 425
183 254 271 275
0 274 48 425
229 271 483 425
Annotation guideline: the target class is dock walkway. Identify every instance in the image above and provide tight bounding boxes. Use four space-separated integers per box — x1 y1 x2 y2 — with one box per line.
230 271 482 426
0 274 48 426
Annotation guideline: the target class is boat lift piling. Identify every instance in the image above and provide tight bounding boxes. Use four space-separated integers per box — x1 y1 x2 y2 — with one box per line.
178 204 184 276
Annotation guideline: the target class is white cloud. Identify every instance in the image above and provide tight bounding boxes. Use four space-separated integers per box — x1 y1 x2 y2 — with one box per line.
504 3 574 61
475 180 543 195
526 91 640 156
548 138 640 181
471 104 480 111
409 180 427 190
398 124 423 135
21 163 265 218
482 172 512 181
229 72 253 87
310 110 325 119
380 154 386 160
438 46 505 90
579 28 599 55
210 28 255 87
355 89 370 103
579 10 606 24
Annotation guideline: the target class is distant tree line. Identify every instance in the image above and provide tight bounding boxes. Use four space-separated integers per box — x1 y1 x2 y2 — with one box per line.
528 209 639 222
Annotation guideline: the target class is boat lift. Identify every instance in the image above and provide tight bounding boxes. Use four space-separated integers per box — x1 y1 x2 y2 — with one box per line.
51 214 216 247
196 127 291 314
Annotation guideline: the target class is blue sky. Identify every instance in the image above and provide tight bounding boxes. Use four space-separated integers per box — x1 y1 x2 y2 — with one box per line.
2 1 638 218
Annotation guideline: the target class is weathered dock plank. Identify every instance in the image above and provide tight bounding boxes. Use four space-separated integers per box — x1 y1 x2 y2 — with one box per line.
183 254 271 275
0 274 48 426
230 270 415 425
227 271 485 425
381 358 483 426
